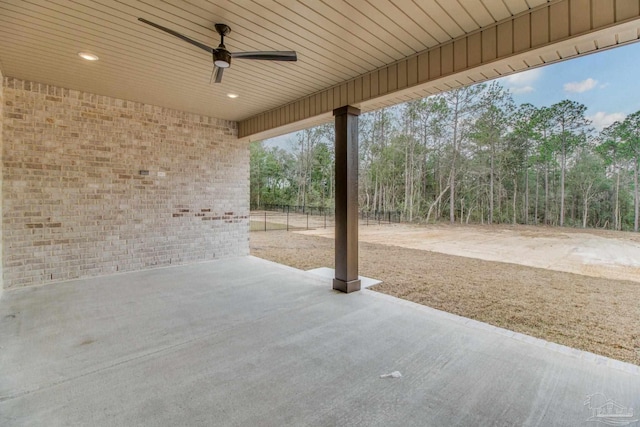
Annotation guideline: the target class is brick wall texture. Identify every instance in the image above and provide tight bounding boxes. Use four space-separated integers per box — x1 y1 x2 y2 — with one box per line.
2 77 249 289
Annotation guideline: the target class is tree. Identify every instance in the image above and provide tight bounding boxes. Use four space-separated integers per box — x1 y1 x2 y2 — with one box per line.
442 85 484 223
596 121 626 229
470 82 514 224
310 142 334 208
408 97 448 221
569 149 608 228
250 142 267 207
250 141 297 207
359 108 399 214
400 102 419 221
249 82 639 233
620 112 640 231
509 103 538 224
293 125 333 209
548 100 590 226
531 107 555 224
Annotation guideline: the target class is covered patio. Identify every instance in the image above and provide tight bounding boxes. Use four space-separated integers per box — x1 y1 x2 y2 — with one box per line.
3 0 640 292
1 0 640 424
2 257 638 425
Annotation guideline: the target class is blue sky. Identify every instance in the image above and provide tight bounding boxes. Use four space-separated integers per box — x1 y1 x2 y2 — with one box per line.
497 41 640 130
266 41 640 146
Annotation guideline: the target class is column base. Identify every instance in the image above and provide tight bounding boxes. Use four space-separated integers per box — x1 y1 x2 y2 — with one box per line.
333 278 361 293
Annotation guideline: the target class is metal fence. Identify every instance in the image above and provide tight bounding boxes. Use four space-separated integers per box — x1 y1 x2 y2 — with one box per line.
250 205 402 232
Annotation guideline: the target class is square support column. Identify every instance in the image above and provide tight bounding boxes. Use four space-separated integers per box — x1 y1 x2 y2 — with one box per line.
333 106 361 293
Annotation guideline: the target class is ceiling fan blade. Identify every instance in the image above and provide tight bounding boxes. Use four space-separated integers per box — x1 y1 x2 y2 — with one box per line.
213 67 224 83
138 18 214 55
230 51 297 61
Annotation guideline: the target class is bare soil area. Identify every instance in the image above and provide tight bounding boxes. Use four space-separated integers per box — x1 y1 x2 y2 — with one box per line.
250 226 640 365
303 222 640 283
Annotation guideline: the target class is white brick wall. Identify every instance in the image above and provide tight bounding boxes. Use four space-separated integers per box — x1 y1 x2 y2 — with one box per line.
2 78 249 289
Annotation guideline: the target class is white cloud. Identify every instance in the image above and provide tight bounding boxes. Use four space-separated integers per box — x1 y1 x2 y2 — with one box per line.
503 68 542 86
564 78 598 93
510 86 534 94
588 112 626 131
499 68 541 95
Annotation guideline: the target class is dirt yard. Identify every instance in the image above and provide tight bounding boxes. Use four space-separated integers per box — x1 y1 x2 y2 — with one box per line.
303 222 640 283
250 224 640 365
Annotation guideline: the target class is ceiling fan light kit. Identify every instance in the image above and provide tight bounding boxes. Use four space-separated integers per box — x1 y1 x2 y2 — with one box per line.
214 50 231 68
138 18 297 84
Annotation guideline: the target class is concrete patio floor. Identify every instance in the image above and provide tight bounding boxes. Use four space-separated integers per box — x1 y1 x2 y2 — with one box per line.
1 256 638 426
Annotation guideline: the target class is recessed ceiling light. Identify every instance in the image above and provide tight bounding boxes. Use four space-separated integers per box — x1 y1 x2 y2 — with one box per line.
78 52 99 61
227 93 239 99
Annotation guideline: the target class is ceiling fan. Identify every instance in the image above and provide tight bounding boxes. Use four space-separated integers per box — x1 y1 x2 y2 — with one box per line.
138 18 297 83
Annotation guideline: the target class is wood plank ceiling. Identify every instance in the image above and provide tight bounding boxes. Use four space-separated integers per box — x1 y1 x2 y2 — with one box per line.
0 0 550 122
240 0 640 139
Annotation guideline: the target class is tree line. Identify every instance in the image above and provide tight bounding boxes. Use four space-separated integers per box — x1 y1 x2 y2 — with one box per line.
250 81 640 231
